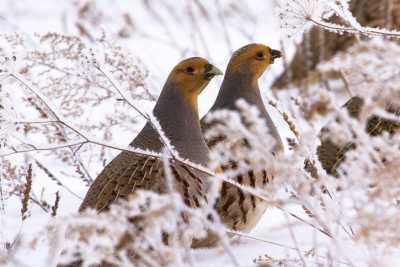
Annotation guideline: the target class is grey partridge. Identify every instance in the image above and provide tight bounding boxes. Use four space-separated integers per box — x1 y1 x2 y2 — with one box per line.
79 57 222 212
201 43 283 232
58 57 222 267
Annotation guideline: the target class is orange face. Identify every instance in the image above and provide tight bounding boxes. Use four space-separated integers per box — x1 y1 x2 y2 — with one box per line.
169 57 222 108
226 43 282 81
171 57 222 94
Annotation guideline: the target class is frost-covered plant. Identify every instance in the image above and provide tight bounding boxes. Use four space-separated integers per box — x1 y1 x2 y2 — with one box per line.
278 0 400 38
56 191 209 267
266 38 400 265
17 157 235 267
2 1 400 266
277 0 332 37
314 41 400 247
0 86 17 145
0 29 241 267
205 99 277 177
200 34 400 265
0 32 153 206
205 99 329 208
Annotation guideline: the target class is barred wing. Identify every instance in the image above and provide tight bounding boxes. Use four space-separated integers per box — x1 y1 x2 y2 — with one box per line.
80 151 209 212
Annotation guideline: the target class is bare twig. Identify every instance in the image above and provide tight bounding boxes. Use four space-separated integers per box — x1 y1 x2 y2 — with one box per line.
282 211 309 267
35 160 82 200
309 17 400 39
21 164 33 221
51 191 60 217
229 230 352 266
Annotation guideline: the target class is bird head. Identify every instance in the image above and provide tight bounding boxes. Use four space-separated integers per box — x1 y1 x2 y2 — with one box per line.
169 57 222 107
226 43 281 82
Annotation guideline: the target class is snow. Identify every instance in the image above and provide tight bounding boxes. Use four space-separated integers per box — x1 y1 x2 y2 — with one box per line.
1 0 400 266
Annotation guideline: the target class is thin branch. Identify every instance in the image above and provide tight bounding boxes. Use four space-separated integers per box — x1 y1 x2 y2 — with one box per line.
229 230 353 266
309 17 400 39
277 207 333 239
35 160 82 200
1 141 88 157
94 65 177 157
15 120 59 125
283 211 308 267
10 74 61 121
11 73 85 139
229 230 298 250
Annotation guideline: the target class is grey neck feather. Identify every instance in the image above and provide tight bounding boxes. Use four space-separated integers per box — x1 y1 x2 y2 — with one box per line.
131 80 209 166
208 74 284 149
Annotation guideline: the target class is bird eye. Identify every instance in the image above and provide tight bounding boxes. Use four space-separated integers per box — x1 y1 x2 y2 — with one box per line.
186 66 195 74
255 51 265 60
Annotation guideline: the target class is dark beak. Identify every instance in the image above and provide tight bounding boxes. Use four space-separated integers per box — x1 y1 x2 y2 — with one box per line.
204 64 223 80
270 49 282 64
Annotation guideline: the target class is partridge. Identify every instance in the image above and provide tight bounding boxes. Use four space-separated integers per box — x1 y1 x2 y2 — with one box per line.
201 43 283 232
79 57 222 212
318 96 400 176
58 58 222 266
